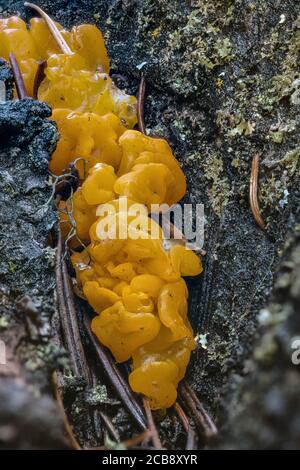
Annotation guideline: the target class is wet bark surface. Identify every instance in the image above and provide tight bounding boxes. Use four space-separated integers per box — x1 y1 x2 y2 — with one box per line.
214 228 300 449
0 0 299 449
0 66 65 448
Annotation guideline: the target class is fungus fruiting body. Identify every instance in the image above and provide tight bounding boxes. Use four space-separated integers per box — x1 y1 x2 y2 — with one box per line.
0 10 203 410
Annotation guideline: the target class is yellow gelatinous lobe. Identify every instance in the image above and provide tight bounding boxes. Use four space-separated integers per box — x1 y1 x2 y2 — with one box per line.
157 279 191 341
143 245 181 282
114 163 175 210
73 188 98 239
83 281 120 314
91 203 162 244
18 58 38 97
0 17 38 61
38 53 137 127
130 274 164 299
106 262 137 282
69 24 110 73
50 109 125 178
68 193 201 408
0 16 27 31
29 17 62 58
0 17 62 96
117 130 186 206
170 245 203 277
130 361 179 410
91 300 161 362
129 327 196 410
82 163 117 205
61 156 201 409
113 281 129 296
89 239 125 265
0 17 110 96
122 286 154 313
0 17 39 96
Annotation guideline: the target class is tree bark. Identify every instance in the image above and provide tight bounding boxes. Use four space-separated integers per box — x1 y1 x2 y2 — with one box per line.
0 0 299 449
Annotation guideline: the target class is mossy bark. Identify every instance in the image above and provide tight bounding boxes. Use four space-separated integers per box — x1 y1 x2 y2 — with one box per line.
0 64 65 448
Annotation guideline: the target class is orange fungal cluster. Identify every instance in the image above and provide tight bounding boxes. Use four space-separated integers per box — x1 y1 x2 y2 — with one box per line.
0 12 202 410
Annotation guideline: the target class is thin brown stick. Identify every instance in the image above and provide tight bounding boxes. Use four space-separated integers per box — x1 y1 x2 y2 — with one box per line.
56 230 103 442
56 231 90 379
99 411 120 442
25 2 72 55
62 263 90 376
174 401 189 431
33 60 47 99
52 371 82 450
83 313 147 431
143 397 163 449
179 383 217 440
137 74 146 134
9 53 28 99
174 402 197 450
249 154 266 230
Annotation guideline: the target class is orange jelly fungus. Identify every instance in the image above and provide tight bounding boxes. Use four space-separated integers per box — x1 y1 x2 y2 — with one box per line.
0 16 109 96
0 14 203 409
71 198 202 408
50 109 126 178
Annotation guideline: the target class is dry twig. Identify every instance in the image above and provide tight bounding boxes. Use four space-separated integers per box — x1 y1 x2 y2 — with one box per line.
99 411 120 442
179 383 217 441
33 60 47 99
143 397 163 449
56 231 90 378
25 2 72 55
249 154 266 230
9 53 27 99
56 230 105 444
174 402 197 450
137 73 146 134
123 430 151 448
